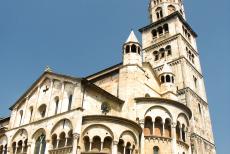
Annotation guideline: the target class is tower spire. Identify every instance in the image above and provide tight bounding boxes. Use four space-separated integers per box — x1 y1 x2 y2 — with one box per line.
125 30 139 44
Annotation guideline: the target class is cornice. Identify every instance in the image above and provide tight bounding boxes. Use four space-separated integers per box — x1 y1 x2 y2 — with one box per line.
135 97 192 119
177 87 208 106
139 11 198 38
83 115 142 133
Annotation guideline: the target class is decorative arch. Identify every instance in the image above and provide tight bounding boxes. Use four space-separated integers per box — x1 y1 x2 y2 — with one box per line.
144 105 173 121
119 130 137 145
12 129 28 143
32 128 46 140
51 118 73 135
82 124 114 140
177 113 189 126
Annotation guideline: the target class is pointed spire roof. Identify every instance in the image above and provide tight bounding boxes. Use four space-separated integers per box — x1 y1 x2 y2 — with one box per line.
125 30 139 43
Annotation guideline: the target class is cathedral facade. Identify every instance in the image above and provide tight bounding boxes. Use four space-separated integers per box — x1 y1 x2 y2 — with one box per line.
0 0 216 154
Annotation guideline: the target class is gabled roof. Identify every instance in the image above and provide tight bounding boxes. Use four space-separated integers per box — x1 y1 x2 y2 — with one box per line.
10 71 124 110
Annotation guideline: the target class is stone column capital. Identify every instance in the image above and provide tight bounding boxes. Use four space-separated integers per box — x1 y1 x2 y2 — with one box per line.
73 133 80 139
113 141 119 145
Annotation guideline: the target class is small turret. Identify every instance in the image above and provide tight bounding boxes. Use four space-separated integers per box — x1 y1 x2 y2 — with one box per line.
159 62 178 100
123 31 142 66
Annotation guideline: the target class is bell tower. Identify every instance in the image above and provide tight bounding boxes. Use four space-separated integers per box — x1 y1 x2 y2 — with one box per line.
149 0 186 23
139 0 216 153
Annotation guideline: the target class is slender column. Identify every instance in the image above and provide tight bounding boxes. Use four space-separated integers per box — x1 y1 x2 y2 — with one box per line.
152 121 155 136
72 133 80 154
112 141 118 154
162 122 165 137
100 142 103 151
123 146 125 154
2 146 5 154
171 123 177 154
89 142 92 151
140 121 145 154
129 148 132 154
65 138 68 147
27 142 32 154
180 127 183 141
14 145 17 154
45 139 51 154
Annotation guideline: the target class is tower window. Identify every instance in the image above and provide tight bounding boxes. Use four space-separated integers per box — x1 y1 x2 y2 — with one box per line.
125 45 130 53
198 104 202 114
68 94 73 111
55 97 59 115
161 76 165 83
193 76 197 88
158 27 163 35
163 24 169 33
131 44 137 53
166 45 172 56
166 75 171 82
38 104 47 118
19 110 23 126
138 47 141 55
156 7 163 20
152 29 157 38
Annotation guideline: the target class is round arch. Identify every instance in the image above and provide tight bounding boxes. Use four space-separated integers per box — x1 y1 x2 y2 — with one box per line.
119 130 137 145
177 113 189 126
11 129 28 143
51 118 73 135
144 105 173 121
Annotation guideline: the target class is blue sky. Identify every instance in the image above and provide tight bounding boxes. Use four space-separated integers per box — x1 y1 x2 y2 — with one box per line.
0 0 229 153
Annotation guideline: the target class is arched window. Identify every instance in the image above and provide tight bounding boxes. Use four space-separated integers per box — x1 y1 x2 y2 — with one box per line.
153 146 159 154
17 141 23 154
67 130 73 146
23 139 28 152
145 93 150 98
163 24 169 33
55 97 59 115
164 119 172 138
176 122 181 140
144 117 153 136
166 75 171 82
12 142 16 154
52 134 57 149
166 45 172 56
156 7 163 19
34 134 46 154
168 5 176 14
92 136 101 152
118 139 124 154
29 107 33 122
158 27 163 35
153 51 159 61
19 110 23 126
125 45 130 53
38 104 47 118
83 136 90 152
125 142 131 154
161 76 165 83
155 117 163 136
131 44 137 53
58 132 66 148
152 29 157 38
103 137 112 153
68 94 73 111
